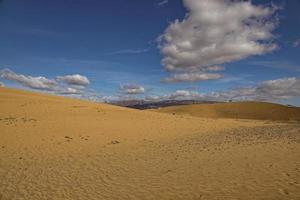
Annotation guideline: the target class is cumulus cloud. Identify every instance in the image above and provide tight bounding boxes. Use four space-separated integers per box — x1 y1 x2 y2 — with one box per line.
255 77 300 99
162 65 224 83
157 0 168 6
144 89 203 101
0 68 90 95
159 0 279 81
169 90 202 100
56 74 90 86
213 77 300 101
204 65 225 72
119 84 146 95
56 87 83 95
148 77 300 102
204 78 300 101
162 72 223 83
0 68 57 90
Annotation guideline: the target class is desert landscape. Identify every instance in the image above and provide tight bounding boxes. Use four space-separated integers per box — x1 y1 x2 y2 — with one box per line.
1 87 300 200
1 0 300 199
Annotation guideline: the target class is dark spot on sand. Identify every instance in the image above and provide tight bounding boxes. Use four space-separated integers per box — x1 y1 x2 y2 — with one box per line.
111 140 120 144
80 136 89 141
72 106 86 108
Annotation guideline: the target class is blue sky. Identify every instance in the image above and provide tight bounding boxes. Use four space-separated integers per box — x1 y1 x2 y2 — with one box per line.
0 0 300 105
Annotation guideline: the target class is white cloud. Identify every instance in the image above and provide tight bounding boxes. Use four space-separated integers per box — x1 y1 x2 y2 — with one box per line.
204 65 225 72
256 77 300 99
0 68 90 96
209 77 300 101
169 90 202 100
56 87 83 95
159 0 279 80
56 74 90 86
119 84 146 94
162 65 224 83
162 72 223 83
0 68 57 90
293 38 300 47
206 87 257 101
157 0 168 6
100 95 122 103
146 77 300 102
205 78 300 101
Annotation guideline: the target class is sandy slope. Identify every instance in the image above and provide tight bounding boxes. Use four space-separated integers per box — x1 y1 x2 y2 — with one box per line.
154 102 300 121
0 87 300 200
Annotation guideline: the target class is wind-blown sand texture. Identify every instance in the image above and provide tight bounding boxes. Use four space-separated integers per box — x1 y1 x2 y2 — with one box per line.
1 87 300 200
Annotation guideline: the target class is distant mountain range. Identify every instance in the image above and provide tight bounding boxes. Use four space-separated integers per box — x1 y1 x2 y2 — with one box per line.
110 99 220 109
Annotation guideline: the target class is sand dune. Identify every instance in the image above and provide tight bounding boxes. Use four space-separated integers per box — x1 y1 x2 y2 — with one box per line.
1 87 300 200
154 101 300 121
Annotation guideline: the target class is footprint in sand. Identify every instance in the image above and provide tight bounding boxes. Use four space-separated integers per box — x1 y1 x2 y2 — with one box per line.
79 135 89 141
65 136 73 142
279 188 289 195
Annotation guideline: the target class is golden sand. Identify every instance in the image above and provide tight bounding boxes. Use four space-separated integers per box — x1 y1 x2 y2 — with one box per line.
1 87 300 200
154 101 300 121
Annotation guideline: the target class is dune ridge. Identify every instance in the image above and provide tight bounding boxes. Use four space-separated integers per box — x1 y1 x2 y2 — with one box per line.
1 87 300 200
154 101 300 121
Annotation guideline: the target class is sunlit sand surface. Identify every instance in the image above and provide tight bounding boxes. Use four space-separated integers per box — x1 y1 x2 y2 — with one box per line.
154 101 300 121
1 87 300 200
